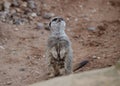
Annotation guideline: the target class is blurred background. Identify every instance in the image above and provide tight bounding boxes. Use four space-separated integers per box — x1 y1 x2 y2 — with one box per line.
0 0 120 86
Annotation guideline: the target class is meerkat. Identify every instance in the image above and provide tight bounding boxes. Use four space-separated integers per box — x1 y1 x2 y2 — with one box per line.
45 17 73 77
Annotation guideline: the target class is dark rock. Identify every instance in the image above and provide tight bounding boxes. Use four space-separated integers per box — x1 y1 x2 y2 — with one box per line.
12 0 20 7
36 22 44 29
44 23 50 30
43 12 55 19
27 0 36 9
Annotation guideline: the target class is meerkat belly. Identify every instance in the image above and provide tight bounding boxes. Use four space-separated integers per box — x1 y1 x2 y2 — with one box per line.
50 40 69 68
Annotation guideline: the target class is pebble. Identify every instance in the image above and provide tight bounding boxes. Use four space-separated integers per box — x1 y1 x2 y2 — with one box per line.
6 81 12 85
13 18 23 25
92 56 97 59
10 9 16 15
36 22 44 29
15 8 22 13
27 0 36 9
21 2 27 8
12 0 19 7
14 28 19 31
75 18 78 22
66 17 70 21
0 3 3 11
31 12 37 17
91 8 97 13
0 46 5 49
87 27 96 31
19 68 25 71
43 12 55 19
3 1 11 11
44 23 50 30
92 56 101 59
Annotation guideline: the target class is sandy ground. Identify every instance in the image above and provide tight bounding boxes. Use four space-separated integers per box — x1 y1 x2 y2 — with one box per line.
0 0 120 86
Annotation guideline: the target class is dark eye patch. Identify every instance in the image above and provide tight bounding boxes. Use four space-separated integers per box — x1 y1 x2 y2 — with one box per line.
52 18 58 21
60 18 64 21
49 18 58 27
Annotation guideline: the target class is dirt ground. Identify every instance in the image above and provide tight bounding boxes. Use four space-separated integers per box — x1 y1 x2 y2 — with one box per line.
0 0 120 86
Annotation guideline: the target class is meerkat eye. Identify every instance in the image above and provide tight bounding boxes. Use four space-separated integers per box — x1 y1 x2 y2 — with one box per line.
52 18 58 21
60 18 64 21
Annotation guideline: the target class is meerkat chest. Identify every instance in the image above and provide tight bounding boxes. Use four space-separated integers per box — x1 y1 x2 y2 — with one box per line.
48 37 70 66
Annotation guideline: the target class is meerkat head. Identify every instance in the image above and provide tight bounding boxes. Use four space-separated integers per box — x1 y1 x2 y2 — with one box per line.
49 17 66 32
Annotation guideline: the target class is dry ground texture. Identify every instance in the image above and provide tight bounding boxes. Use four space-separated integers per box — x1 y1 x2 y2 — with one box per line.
0 0 120 86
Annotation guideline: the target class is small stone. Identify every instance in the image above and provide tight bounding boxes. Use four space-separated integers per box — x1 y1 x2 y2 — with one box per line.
92 56 101 59
43 55 45 58
79 5 83 8
87 27 96 31
43 12 55 19
27 0 36 9
14 28 19 31
44 23 50 30
43 4 51 11
66 17 70 21
19 68 25 71
0 12 6 19
0 46 5 49
0 3 4 11
97 57 101 59
31 12 37 17
6 81 12 85
21 2 27 8
12 0 19 7
75 18 78 22
36 10 41 16
15 8 22 13
36 22 44 29
3 1 11 11
91 8 97 13
10 9 16 15
13 18 23 25
92 56 97 59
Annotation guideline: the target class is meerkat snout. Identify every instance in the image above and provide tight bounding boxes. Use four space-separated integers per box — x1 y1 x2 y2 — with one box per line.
49 17 66 31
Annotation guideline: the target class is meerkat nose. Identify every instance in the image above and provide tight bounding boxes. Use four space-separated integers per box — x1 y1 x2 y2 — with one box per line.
57 19 61 22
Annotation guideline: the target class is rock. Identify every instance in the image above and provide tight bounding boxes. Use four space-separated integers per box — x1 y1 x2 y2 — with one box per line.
0 46 5 49
74 18 78 22
21 2 27 8
14 28 19 31
91 8 97 13
36 22 44 29
92 56 97 59
10 9 16 15
6 81 12 85
13 18 23 25
27 0 36 9
31 12 37 17
29 66 120 86
44 23 50 30
19 68 25 71
0 12 6 19
12 0 19 7
43 12 55 19
66 17 70 21
15 8 22 13
43 4 51 11
36 9 41 16
87 27 96 31
92 56 101 59
0 3 4 11
3 1 11 11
